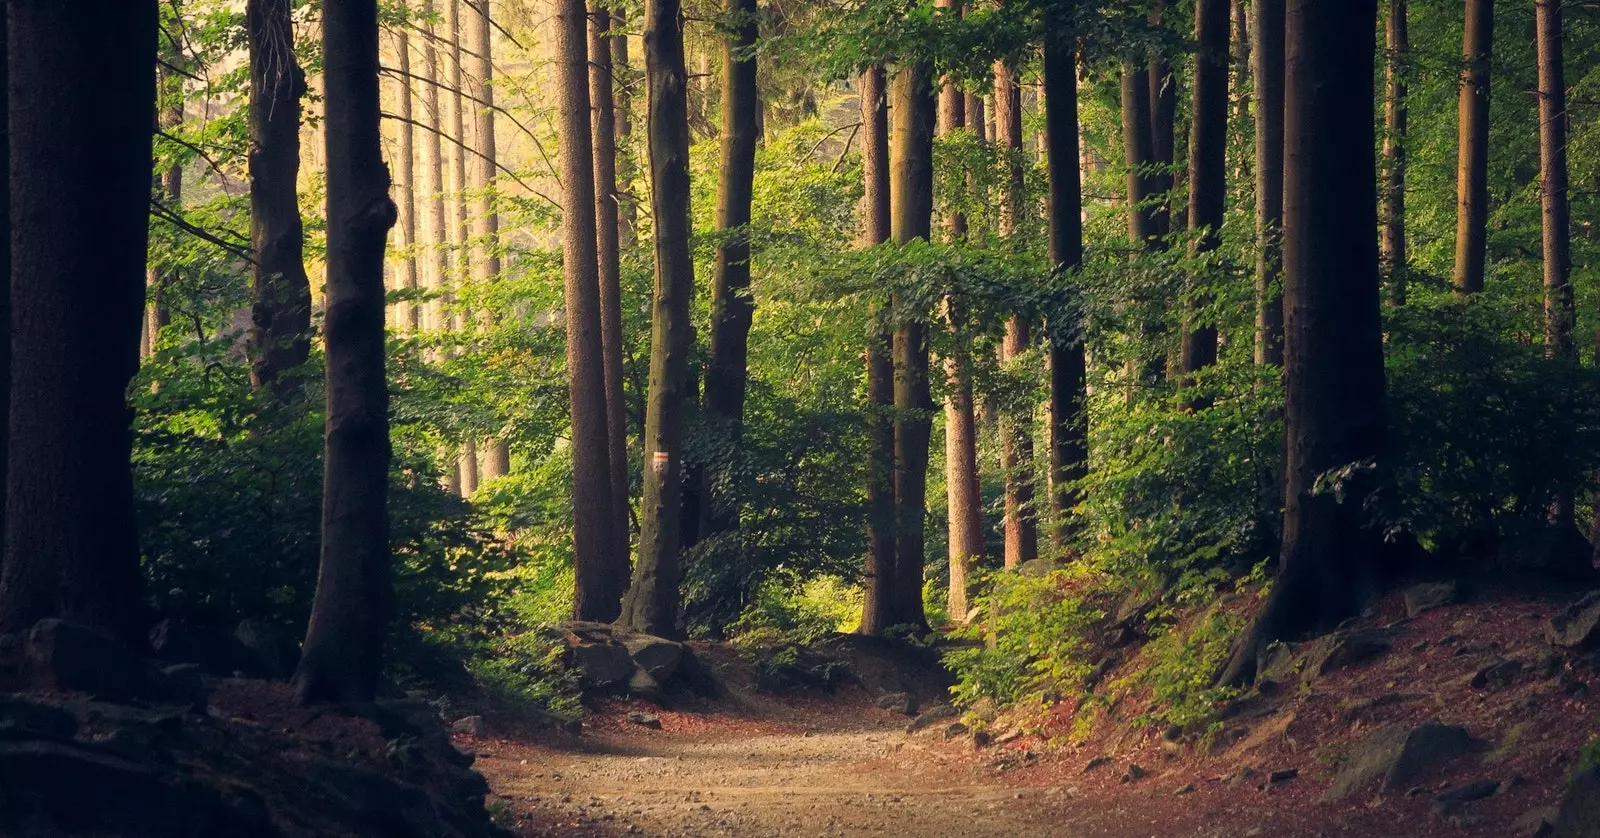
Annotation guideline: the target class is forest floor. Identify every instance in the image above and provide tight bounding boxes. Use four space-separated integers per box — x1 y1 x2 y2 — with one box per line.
464 586 1597 838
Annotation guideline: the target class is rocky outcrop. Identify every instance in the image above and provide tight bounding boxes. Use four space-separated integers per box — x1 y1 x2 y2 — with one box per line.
1323 721 1487 801
1547 592 1600 650
549 622 712 703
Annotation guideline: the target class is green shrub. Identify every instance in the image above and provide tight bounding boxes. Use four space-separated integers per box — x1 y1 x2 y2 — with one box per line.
945 566 1104 708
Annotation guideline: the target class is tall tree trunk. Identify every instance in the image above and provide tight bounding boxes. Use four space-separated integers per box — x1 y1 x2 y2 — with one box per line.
468 0 511 476
966 92 986 144
939 58 980 622
1453 0 1492 294
145 65 181 358
447 0 469 321
1381 0 1408 305
591 4 632 545
1148 0 1178 240
890 63 936 630
248 0 313 398
556 0 623 621
391 29 421 332
996 61 1038 570
612 8 637 245
1229 0 1251 191
701 0 759 539
421 0 448 336
0 9 8 574
296 0 397 704
1122 64 1158 246
619 0 695 637
1043 24 1087 552
859 66 898 635
0 0 154 643
1253 0 1285 366
1220 0 1384 687
1180 0 1230 381
1538 0 1571 360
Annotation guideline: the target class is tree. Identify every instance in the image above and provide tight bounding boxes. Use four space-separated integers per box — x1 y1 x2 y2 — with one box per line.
619 0 696 636
701 0 760 538
0 0 155 643
1148 0 1178 240
590 3 632 541
612 7 638 243
1453 0 1492 294
996 60 1038 569
1179 0 1230 380
557 0 625 621
1252 0 1284 366
145 61 182 358
890 61 936 630
390 28 421 333
1121 62 1158 247
1221 0 1384 686
1381 0 1408 305
295 0 398 704
469 0 511 479
247 0 314 398
859 65 898 634
446 0 476 496
1537 0 1571 360
421 0 448 335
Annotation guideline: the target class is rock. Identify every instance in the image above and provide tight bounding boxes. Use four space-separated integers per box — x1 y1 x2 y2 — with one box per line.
1018 558 1058 578
942 722 969 741
627 712 662 730
627 667 664 703
905 704 960 734
1268 768 1298 785
1323 721 1487 801
971 729 993 748
875 692 917 716
1547 591 1600 650
618 633 683 683
20 619 140 701
1120 764 1148 784
1082 756 1113 774
1499 522 1599 583
1470 658 1525 690
1404 581 1459 617
1174 783 1194 795
148 618 262 677
1553 764 1600 838
233 619 299 679
1305 629 1394 679
1435 778 1499 803
569 642 635 688
1162 724 1183 742
450 716 485 736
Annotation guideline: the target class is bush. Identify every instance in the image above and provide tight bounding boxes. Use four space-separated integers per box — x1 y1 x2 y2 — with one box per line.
945 566 1104 708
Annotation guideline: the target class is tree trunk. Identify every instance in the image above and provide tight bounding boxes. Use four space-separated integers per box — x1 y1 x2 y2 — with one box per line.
0 0 154 643
1220 0 1384 687
247 0 313 399
619 0 695 637
1148 0 1178 240
1122 64 1158 246
1253 0 1285 366
966 92 986 144
295 0 398 704
859 66 898 635
1043 26 1087 552
612 8 637 244
1230 0 1251 191
1381 0 1408 305
145 64 181 358
468 0 511 475
391 29 421 333
421 0 448 336
447 0 469 324
1538 0 1571 360
1453 0 1492 294
0 9 8 574
1180 0 1230 381
591 4 632 543
890 63 936 631
996 60 1038 570
701 0 759 539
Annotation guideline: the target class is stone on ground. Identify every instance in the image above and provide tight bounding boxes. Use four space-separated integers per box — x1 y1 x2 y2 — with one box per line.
1403 581 1459 617
1547 591 1600 650
1323 721 1486 801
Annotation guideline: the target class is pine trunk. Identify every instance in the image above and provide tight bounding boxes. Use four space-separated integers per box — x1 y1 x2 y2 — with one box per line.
612 8 637 244
859 66 898 635
591 5 632 542
619 0 695 637
1537 0 1571 360
1180 0 1230 381
1453 0 1492 294
1381 0 1408 305
996 61 1038 570
391 30 421 332
1252 0 1285 366
1043 27 1087 552
468 0 510 476
447 0 469 321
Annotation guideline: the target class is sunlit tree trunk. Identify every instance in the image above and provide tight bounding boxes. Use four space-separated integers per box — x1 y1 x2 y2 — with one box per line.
619 0 695 637
859 66 898 635
1253 0 1284 366
420 0 448 336
591 4 632 543
613 8 637 244
996 61 1038 570
467 0 510 477
1179 0 1229 382
1537 0 1571 360
390 29 421 332
1381 0 1408 305
1453 0 1492 294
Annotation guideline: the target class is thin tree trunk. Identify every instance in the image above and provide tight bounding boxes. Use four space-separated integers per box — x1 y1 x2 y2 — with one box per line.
939 68 980 622
447 0 469 321
859 66 898 635
1538 0 1571 360
619 0 695 636
1253 0 1285 366
613 8 637 245
1381 0 1408 305
1122 64 1158 246
0 0 153 642
468 0 511 476
1453 0 1493 294
1180 0 1230 382
890 63 936 631
591 4 632 544
996 61 1038 570
1043 24 1087 552
145 65 181 359
392 29 421 332
1230 0 1251 191
701 0 759 538
1148 0 1178 240
295 0 398 705
1220 0 1383 687
421 0 448 336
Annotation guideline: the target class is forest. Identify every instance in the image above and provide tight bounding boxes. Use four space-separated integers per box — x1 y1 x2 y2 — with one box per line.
3 0 1600 835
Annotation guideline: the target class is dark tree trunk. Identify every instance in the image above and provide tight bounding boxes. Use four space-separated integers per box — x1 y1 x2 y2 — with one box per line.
1538 0 1571 360
619 0 695 637
859 66 898 635
1252 0 1285 366
248 0 313 399
1381 0 1408 305
1220 0 1384 687
0 0 154 643
996 60 1038 570
1121 63 1158 246
1148 0 1178 240
890 63 935 631
1043 27 1087 552
0 9 7 575
701 0 759 538
294 0 398 704
1453 0 1492 294
1180 0 1230 380
559 0 625 621
590 4 632 546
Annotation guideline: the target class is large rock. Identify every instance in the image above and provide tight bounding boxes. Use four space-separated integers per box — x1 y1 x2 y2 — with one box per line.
21 620 141 701
1304 629 1394 679
1403 581 1459 617
1323 721 1486 801
233 619 299 679
1547 592 1600 650
618 632 684 683
149 619 262 677
568 642 634 688
1555 764 1600 838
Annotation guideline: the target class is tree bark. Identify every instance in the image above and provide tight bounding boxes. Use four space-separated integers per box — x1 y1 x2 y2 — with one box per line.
0 0 154 643
701 0 759 539
1180 0 1230 380
1220 0 1384 687
890 63 936 631
619 0 695 637
1122 64 1158 246
420 0 448 337
996 60 1038 570
1253 0 1285 366
145 64 181 358
247 0 313 399
391 29 421 333
1148 0 1178 240
1043 25 1087 553
447 0 469 324
1381 0 1408 305
966 92 986 144
859 66 898 635
1453 0 1493 294
939 77 980 623
468 0 511 476
612 8 637 245
1538 0 1571 360
591 4 632 544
